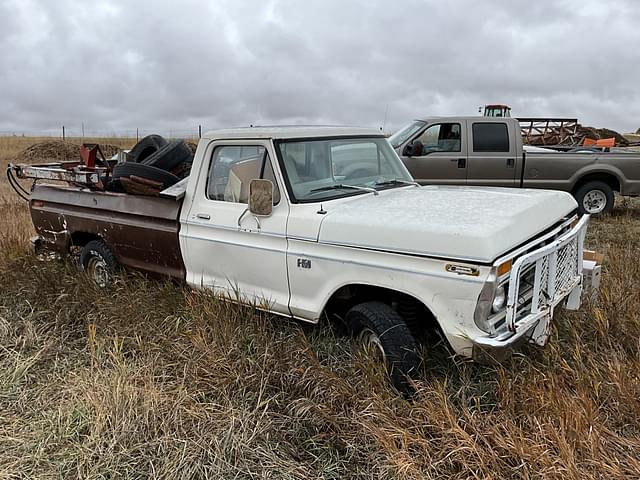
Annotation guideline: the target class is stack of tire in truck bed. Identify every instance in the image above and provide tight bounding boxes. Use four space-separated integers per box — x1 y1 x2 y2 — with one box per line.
107 135 193 196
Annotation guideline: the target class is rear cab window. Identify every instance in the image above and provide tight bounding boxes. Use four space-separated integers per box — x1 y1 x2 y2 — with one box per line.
472 123 510 152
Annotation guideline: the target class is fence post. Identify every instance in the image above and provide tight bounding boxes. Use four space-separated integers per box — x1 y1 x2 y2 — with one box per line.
62 125 65 141
136 128 139 142
198 125 202 138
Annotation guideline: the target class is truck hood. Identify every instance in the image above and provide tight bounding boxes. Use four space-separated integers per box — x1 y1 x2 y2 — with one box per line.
317 186 577 263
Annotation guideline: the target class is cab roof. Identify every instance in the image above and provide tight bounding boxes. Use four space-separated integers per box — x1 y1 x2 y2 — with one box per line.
413 116 517 123
203 125 384 140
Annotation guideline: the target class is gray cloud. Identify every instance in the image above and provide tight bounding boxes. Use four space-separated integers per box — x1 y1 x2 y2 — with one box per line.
1 0 639 136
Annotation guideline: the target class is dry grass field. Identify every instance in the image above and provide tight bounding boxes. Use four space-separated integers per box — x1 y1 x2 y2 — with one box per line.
0 137 639 479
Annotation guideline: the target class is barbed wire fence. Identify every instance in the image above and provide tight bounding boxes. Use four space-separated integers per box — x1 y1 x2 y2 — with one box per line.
0 125 205 140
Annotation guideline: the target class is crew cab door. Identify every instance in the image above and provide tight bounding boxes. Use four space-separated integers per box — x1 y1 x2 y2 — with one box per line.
466 121 519 187
181 140 290 315
399 121 467 185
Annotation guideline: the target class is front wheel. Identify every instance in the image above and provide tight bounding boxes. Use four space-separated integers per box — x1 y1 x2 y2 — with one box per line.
346 301 421 394
79 240 118 288
574 181 614 215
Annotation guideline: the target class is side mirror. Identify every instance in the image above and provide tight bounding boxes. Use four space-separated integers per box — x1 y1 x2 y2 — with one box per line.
402 140 423 157
249 179 274 216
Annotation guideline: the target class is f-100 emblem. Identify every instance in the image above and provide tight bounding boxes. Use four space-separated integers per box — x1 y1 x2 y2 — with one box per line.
297 258 311 269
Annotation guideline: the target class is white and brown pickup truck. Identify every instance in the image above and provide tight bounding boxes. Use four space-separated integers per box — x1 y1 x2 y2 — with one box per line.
21 126 596 392
391 117 640 215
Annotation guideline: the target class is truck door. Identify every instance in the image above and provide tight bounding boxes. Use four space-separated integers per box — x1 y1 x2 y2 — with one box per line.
181 141 290 315
466 121 518 187
400 122 467 185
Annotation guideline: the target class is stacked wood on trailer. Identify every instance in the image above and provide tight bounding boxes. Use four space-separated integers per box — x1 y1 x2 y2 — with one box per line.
519 118 580 146
481 105 632 148
518 118 629 147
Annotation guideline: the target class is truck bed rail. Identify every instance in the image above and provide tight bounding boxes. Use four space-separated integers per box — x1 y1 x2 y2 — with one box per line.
11 161 108 184
7 161 110 201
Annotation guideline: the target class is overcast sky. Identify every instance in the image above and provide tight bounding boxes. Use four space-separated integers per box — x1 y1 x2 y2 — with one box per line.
1 0 639 136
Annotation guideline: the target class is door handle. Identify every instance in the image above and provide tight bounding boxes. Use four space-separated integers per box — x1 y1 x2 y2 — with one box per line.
506 158 515 168
196 213 210 220
457 158 466 168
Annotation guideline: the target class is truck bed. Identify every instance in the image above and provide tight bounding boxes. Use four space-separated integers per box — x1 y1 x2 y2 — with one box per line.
522 151 640 195
30 184 186 280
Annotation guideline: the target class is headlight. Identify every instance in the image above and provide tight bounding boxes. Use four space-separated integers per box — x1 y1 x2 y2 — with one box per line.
475 274 509 333
474 272 496 333
492 285 507 313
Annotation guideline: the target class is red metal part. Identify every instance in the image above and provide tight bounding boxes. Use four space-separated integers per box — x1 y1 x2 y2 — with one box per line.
80 144 100 168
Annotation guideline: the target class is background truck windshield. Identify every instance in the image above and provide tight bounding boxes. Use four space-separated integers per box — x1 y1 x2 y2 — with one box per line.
277 137 413 202
388 120 426 148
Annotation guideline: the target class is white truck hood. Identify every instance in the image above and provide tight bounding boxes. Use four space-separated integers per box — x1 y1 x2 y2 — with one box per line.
317 186 577 263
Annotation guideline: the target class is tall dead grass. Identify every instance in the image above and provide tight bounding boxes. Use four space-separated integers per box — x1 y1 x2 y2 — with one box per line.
0 138 639 478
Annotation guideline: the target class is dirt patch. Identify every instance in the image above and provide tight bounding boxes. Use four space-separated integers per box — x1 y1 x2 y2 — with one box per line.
578 126 629 146
186 141 198 154
16 141 122 163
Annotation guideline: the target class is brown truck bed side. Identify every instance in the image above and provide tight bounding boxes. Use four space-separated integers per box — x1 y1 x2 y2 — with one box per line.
30 184 185 280
522 151 640 196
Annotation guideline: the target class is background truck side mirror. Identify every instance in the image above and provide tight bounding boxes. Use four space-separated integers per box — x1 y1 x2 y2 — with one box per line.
403 140 423 157
249 179 274 216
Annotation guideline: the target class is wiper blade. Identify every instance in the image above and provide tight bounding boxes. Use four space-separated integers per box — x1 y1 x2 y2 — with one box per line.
374 179 419 187
309 184 378 195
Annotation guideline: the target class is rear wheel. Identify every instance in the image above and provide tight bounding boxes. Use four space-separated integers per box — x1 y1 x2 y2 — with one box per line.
574 181 614 215
79 240 118 288
346 301 421 394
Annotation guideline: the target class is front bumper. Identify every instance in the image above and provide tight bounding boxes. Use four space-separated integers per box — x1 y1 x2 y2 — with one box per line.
472 215 594 355
474 307 551 349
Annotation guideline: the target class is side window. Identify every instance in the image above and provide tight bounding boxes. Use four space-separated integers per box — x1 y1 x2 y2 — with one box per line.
415 123 461 153
207 145 280 204
472 123 510 152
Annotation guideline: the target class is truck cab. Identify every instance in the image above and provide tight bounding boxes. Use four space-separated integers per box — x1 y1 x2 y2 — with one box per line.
390 117 524 187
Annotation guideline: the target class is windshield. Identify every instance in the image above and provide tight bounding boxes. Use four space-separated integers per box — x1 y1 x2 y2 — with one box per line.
388 120 426 148
276 137 414 203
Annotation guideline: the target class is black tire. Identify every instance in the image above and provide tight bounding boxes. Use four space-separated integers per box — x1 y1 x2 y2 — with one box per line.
574 181 614 215
347 301 421 394
128 135 168 163
104 179 126 193
112 162 180 189
142 140 193 172
79 240 118 288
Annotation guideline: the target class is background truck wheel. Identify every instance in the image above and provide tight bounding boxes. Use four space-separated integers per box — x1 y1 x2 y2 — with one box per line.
574 181 614 215
127 135 168 163
142 140 193 172
80 240 118 288
346 301 421 394
112 162 180 189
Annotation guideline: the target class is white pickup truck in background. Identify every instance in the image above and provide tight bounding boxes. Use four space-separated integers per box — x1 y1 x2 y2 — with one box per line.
22 126 596 393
